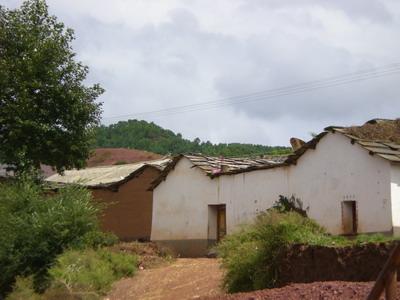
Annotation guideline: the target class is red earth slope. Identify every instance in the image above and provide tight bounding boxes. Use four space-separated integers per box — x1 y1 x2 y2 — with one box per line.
87 148 162 167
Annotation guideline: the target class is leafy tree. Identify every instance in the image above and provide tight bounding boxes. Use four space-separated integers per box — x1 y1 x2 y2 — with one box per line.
0 0 103 174
94 119 292 157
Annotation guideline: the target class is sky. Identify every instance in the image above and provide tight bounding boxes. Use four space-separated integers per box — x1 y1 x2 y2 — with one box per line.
3 0 400 146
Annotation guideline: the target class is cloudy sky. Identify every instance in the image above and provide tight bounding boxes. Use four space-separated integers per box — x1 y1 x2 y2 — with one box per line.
4 0 400 145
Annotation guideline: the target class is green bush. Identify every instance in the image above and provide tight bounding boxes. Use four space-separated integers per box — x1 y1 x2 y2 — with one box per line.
5 277 41 300
77 231 119 249
47 249 137 298
218 211 335 292
6 249 137 300
0 179 107 296
218 210 397 293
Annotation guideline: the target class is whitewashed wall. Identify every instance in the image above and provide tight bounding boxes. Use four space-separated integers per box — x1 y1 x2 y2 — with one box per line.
219 132 393 235
287 133 392 234
152 132 396 256
391 164 400 235
219 166 289 233
152 158 220 240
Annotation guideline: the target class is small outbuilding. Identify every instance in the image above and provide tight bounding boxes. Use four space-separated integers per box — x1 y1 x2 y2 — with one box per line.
46 158 170 241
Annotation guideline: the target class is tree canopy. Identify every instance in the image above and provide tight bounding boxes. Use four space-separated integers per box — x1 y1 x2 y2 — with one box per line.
0 0 103 173
95 119 292 157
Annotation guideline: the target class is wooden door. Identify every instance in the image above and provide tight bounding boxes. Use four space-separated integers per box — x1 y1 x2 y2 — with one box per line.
217 205 226 241
342 201 357 234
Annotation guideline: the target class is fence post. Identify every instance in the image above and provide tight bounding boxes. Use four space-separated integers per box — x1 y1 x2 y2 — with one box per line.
367 242 400 300
385 268 397 300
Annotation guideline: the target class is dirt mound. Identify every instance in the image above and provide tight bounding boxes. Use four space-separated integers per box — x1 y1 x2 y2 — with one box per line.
87 148 162 167
204 281 396 299
108 242 173 269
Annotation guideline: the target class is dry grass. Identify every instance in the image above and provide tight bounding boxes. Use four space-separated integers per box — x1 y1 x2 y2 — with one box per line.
345 119 400 143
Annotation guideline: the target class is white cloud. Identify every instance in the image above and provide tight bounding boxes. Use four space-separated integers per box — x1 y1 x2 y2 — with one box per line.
3 0 400 145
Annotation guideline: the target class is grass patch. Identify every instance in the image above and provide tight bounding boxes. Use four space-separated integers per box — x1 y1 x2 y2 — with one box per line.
217 210 397 293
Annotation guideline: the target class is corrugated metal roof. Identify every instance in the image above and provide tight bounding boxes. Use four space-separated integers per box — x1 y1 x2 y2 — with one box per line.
45 158 171 187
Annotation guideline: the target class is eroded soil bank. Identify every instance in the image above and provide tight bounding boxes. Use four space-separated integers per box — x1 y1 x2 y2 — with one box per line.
276 242 395 286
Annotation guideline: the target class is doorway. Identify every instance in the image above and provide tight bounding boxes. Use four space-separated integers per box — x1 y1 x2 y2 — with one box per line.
342 201 357 234
208 204 227 243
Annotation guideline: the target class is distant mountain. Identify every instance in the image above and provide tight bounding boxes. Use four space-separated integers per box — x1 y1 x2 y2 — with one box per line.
94 119 292 157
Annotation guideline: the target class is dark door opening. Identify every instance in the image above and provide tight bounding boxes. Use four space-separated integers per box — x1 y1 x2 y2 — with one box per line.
342 201 357 234
208 204 226 243
217 205 226 241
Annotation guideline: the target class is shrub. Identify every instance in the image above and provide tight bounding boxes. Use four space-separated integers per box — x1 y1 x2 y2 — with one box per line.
0 179 105 296
218 210 336 293
5 277 41 300
77 231 119 249
47 249 137 298
271 195 308 217
218 209 398 293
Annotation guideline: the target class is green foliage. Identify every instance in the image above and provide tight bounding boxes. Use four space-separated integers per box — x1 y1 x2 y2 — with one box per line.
0 178 105 296
78 231 119 250
271 195 309 217
47 249 137 298
0 0 103 174
94 119 292 157
217 211 327 292
7 249 137 299
217 210 397 293
6 277 41 300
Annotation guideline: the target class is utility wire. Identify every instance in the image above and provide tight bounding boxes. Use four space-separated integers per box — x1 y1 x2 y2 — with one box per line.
103 63 400 121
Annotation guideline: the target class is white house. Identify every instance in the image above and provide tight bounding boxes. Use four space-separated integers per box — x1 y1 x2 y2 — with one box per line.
150 119 400 256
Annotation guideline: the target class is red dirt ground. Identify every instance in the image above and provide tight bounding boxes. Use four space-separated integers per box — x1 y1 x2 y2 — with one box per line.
87 148 162 167
107 258 224 300
106 257 396 300
204 281 399 300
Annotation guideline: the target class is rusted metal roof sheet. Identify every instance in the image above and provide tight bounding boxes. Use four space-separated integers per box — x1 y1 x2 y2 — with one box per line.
45 158 171 188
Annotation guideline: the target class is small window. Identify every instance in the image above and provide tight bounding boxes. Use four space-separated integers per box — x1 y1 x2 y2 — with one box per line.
342 201 357 234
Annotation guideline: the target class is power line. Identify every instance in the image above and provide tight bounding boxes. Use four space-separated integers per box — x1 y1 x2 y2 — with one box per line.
102 62 400 121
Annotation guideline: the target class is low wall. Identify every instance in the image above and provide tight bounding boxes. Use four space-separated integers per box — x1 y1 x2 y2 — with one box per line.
276 243 397 286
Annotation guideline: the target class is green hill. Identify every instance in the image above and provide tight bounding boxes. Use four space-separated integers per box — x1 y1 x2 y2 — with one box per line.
94 120 291 157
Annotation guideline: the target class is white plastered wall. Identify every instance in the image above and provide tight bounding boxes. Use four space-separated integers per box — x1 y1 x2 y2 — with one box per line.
152 132 394 246
391 164 400 235
151 157 220 241
219 166 289 234
287 133 392 234
219 132 393 235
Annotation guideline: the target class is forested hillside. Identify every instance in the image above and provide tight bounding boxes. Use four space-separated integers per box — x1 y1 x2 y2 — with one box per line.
95 120 291 157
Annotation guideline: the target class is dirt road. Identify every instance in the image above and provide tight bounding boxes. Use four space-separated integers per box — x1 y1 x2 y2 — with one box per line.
107 258 224 300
